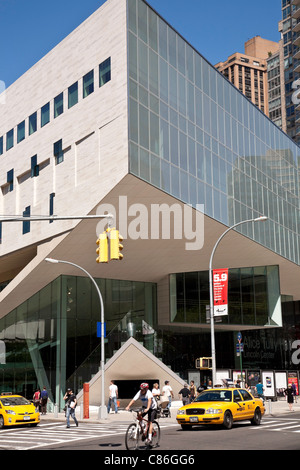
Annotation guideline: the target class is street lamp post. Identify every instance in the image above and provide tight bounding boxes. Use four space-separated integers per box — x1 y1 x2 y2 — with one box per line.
209 216 267 386
45 258 107 419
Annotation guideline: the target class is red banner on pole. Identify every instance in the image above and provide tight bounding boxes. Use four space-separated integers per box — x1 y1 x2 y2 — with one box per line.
213 268 228 316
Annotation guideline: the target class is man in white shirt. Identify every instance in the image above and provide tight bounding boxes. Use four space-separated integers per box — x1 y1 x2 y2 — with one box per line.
107 380 118 414
162 380 174 410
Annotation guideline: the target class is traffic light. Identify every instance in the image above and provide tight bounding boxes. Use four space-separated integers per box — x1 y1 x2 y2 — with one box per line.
195 357 212 369
96 232 108 263
110 228 123 260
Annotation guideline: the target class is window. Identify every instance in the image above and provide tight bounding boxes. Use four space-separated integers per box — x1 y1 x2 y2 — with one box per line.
29 112 37 135
31 155 39 177
6 129 14 151
83 70 94 98
53 139 63 164
54 92 63 118
0 136 3 155
22 206 30 234
41 102 50 127
99 57 111 87
7 169 14 192
49 193 55 223
17 120 25 143
68 82 78 108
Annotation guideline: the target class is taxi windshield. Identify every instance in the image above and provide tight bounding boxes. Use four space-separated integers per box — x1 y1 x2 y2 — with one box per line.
0 396 31 406
195 390 232 402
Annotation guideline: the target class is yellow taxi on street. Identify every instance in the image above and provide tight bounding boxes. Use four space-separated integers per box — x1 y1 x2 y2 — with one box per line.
176 387 265 430
0 393 40 428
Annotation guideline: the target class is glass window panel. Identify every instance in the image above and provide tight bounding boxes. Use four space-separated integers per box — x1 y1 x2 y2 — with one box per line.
6 129 14 150
83 70 94 98
29 112 37 135
169 66 177 110
171 165 180 198
0 136 3 155
41 102 50 127
177 36 186 76
159 58 168 103
140 148 150 181
139 104 149 149
99 57 111 87
158 18 168 60
128 0 137 34
137 0 147 42
129 98 138 144
150 154 160 187
149 50 158 96
68 82 78 108
148 8 158 52
170 125 178 166
54 92 63 118
168 28 177 68
179 131 187 171
17 121 25 143
138 40 148 89
129 32 137 82
161 159 170 193
186 46 194 83
150 111 159 155
159 118 169 160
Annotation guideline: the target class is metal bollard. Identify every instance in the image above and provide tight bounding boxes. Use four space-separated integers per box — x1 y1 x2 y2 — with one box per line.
267 399 272 415
54 403 58 418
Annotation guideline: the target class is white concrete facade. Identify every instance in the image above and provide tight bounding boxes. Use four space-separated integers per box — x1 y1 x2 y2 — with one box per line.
0 0 128 272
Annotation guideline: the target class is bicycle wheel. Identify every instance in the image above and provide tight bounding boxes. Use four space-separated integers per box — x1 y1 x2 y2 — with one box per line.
151 420 160 447
125 423 139 450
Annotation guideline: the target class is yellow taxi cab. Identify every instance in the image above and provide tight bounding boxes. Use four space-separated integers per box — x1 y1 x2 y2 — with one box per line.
0 393 40 428
176 387 265 430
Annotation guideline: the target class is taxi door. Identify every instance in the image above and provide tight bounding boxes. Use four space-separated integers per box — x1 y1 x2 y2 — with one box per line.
237 389 255 418
232 389 248 419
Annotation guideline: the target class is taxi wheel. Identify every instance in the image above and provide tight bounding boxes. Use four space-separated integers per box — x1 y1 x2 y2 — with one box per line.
223 410 233 430
250 407 261 426
0 416 4 429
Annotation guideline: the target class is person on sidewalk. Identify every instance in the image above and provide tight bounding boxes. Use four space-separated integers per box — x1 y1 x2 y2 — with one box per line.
284 384 294 411
40 387 49 415
178 383 190 406
255 381 265 405
162 380 174 410
107 380 119 414
63 388 79 428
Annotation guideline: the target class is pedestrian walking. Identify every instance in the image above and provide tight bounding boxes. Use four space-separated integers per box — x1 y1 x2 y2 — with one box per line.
33 389 40 412
189 380 197 403
63 388 79 428
162 380 174 410
285 384 294 411
107 380 119 414
255 381 265 405
178 383 190 406
40 387 49 414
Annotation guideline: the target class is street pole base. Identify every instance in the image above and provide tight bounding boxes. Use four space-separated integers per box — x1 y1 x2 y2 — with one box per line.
98 405 108 420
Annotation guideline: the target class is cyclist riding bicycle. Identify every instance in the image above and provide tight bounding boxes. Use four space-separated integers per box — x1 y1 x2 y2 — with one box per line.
126 383 158 445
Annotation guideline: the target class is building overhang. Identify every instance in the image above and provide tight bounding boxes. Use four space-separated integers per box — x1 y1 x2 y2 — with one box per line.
0 174 299 320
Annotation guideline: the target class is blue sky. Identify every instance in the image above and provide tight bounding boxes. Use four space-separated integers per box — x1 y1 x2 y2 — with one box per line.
0 0 281 89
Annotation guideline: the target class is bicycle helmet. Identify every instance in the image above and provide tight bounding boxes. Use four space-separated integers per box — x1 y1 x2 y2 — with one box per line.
140 382 149 390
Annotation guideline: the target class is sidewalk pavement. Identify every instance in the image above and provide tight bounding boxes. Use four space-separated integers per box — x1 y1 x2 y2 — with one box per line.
40 398 300 425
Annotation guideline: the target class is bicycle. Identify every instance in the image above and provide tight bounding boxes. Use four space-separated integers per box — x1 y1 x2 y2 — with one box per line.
125 410 160 450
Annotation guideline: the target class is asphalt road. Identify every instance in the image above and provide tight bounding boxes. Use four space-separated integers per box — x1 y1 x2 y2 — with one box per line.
2 413 300 453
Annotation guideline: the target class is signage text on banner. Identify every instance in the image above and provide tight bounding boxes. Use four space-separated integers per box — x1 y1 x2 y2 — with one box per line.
213 268 228 316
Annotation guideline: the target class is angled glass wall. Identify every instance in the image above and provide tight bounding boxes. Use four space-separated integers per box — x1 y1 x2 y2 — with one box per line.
0 275 157 408
127 0 300 266
170 265 281 327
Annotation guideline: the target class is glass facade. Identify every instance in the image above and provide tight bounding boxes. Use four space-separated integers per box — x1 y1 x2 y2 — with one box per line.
127 0 300 266
170 265 281 327
0 276 157 408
